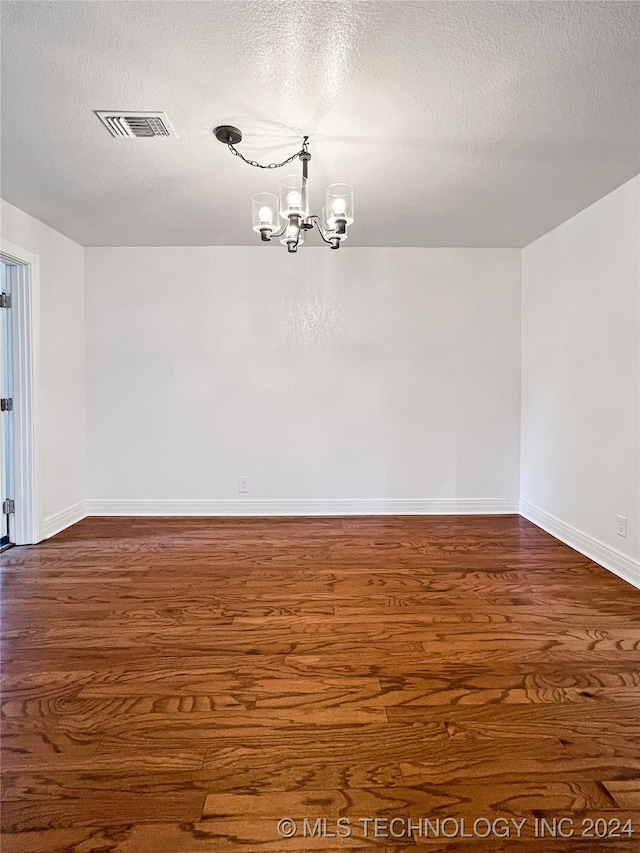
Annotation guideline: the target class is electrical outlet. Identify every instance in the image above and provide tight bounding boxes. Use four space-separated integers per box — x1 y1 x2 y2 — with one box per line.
617 515 627 538
238 476 250 494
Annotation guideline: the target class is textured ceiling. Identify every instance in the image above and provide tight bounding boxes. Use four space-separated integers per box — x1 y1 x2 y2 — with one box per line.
1 1 638 248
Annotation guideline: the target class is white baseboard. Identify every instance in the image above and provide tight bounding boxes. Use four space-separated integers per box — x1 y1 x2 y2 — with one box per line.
42 500 87 539
520 499 640 590
86 498 519 517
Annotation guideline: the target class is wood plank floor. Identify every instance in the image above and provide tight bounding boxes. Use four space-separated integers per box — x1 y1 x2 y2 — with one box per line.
1 514 639 852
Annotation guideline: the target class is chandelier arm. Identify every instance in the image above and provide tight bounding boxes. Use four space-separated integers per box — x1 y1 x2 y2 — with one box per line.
227 136 310 170
309 217 336 246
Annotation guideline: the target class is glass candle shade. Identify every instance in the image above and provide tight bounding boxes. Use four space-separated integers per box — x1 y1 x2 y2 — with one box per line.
279 175 308 219
252 193 278 237
325 183 354 231
280 219 304 251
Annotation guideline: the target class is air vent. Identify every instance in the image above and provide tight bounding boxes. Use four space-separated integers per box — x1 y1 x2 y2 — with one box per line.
94 111 176 138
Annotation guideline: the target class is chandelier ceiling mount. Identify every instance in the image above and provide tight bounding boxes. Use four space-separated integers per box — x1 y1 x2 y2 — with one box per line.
213 125 243 146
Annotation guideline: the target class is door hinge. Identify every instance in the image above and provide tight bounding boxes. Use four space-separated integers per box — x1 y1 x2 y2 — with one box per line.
0 293 11 308
2 499 15 515
0 398 13 412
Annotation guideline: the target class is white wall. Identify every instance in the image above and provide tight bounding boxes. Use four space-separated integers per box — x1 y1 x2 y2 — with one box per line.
521 175 640 584
85 247 521 513
0 198 86 537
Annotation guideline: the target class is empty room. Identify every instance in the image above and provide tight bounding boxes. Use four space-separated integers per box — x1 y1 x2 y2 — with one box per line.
1 1 639 851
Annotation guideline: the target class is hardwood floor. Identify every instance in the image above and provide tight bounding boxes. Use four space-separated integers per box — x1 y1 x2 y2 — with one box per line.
1 514 639 851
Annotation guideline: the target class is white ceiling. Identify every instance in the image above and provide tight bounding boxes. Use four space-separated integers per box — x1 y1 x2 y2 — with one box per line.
1 1 638 248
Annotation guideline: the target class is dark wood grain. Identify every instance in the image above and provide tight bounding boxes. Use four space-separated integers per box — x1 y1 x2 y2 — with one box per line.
1 514 639 851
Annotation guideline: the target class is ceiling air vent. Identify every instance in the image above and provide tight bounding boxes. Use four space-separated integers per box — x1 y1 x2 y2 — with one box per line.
94 111 176 139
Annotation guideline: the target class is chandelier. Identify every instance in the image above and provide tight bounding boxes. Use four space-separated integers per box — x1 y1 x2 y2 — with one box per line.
213 126 354 253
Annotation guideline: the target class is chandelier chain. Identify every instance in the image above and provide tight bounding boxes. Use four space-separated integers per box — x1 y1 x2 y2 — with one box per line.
227 136 309 169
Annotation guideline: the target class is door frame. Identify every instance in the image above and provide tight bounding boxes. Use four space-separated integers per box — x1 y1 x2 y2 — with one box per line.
0 241 41 544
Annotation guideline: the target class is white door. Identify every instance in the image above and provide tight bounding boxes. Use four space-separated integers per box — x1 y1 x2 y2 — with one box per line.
1 261 14 545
